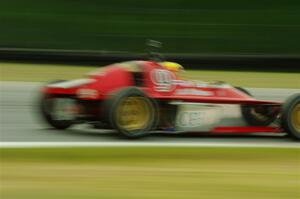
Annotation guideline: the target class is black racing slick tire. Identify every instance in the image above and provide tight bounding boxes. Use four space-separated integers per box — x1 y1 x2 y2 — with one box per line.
40 94 73 130
282 93 300 140
235 87 277 126
104 87 158 138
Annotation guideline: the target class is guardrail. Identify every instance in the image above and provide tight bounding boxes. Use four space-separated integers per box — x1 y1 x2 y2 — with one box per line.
0 48 299 71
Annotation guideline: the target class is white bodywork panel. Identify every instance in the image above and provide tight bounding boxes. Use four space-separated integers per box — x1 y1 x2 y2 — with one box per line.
47 79 95 89
173 102 246 132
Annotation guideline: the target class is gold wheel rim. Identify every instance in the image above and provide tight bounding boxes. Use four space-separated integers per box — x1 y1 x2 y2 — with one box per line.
116 96 151 131
291 103 300 132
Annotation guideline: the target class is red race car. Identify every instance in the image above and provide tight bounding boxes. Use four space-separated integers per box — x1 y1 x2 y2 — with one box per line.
39 60 300 139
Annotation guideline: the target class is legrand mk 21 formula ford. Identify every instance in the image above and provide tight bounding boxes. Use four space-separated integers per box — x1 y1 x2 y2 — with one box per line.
39 61 300 139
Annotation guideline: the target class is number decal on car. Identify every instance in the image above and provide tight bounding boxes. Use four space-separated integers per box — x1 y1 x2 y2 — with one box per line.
151 69 176 92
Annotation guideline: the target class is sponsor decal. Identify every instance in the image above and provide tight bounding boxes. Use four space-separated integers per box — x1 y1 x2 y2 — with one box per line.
151 69 176 92
175 89 213 96
77 89 98 99
178 111 204 127
173 80 209 88
150 69 222 93
172 80 193 87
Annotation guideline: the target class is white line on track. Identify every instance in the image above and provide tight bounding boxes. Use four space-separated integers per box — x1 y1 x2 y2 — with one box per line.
0 142 299 148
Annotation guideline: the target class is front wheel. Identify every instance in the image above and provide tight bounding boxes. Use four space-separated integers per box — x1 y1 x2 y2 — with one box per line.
105 87 158 138
282 93 300 140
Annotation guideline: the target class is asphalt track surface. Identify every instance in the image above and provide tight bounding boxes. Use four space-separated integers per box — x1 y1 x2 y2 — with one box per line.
0 81 300 147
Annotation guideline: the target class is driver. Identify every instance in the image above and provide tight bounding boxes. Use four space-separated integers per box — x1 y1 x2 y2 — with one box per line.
160 61 184 73
160 61 185 79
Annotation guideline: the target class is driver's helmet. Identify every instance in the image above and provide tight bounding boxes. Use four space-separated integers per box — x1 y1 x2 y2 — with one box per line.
160 61 184 73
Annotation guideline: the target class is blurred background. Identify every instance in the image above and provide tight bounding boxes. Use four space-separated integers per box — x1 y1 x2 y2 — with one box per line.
1 1 300 199
1 0 300 55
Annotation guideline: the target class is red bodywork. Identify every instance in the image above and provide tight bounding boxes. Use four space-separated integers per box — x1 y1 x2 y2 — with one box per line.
44 61 283 134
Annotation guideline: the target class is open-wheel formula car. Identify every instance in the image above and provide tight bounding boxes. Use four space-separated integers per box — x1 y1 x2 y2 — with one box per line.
39 60 300 140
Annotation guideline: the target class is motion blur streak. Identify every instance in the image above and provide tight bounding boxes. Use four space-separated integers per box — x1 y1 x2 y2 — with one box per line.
1 0 300 55
1 142 300 148
1 147 299 199
0 1 299 199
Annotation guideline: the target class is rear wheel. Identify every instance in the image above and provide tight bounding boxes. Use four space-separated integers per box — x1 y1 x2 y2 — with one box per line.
40 94 74 129
282 93 300 140
105 87 158 138
235 87 277 126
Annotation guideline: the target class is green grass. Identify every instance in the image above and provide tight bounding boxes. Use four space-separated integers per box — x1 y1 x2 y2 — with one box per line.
1 147 299 199
1 62 300 88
